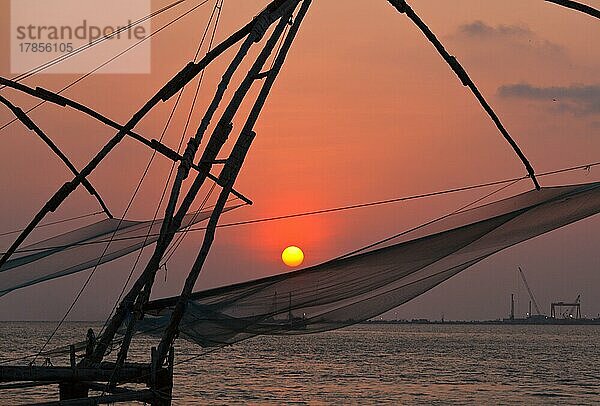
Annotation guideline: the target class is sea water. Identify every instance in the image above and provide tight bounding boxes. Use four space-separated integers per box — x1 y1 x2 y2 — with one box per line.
0 322 599 404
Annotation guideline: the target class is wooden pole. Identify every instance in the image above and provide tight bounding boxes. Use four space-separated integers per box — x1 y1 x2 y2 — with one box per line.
386 0 540 190
0 364 150 383
156 0 312 365
0 94 112 218
90 0 298 367
0 1 267 270
544 0 600 19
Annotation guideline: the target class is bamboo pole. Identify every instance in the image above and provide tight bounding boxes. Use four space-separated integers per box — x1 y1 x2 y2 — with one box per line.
0 77 252 205
387 0 540 190
0 2 267 270
544 0 600 19
0 95 112 218
0 365 150 383
112 3 296 371
156 0 313 365
90 0 297 366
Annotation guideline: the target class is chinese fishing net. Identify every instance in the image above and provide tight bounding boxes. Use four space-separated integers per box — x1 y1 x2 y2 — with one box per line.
141 182 600 347
0 206 241 296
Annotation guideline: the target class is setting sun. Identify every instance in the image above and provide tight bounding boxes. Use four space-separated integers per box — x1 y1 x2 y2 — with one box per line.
281 246 304 267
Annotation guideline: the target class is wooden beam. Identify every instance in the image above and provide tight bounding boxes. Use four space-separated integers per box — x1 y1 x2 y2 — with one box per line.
34 389 157 406
0 364 150 384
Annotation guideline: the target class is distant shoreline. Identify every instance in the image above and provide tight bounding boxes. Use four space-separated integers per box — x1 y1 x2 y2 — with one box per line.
363 318 600 326
3 319 600 326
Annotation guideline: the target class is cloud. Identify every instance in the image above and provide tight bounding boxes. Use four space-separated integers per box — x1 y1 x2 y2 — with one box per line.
453 20 565 57
459 21 531 39
498 83 600 116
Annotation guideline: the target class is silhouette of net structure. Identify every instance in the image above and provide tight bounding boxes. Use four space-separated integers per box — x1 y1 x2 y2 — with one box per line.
0 0 597 377
0 206 239 296
140 182 600 347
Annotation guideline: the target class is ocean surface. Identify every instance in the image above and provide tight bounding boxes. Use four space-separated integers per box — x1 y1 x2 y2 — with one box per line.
1 322 599 404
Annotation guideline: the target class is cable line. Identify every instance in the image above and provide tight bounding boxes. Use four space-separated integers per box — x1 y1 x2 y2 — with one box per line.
336 179 522 261
0 0 211 133
100 0 224 349
25 0 213 365
158 0 225 268
3 159 597 256
0 211 103 238
2 0 196 87
0 0 249 272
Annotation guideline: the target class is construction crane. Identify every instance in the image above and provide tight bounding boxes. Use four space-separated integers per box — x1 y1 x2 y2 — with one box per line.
562 294 581 318
518 267 542 316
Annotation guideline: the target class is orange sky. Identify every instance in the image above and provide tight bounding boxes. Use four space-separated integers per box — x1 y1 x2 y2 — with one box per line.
0 0 598 321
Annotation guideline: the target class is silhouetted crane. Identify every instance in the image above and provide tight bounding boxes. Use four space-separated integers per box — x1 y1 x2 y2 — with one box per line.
562 294 581 318
518 267 542 316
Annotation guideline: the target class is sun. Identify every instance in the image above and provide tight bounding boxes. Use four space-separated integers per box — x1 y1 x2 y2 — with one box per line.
281 246 304 267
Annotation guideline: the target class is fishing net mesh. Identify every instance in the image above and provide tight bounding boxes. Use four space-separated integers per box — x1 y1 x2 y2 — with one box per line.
0 207 241 296
141 182 600 347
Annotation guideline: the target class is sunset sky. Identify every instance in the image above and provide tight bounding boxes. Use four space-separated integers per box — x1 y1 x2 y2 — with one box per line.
0 0 598 321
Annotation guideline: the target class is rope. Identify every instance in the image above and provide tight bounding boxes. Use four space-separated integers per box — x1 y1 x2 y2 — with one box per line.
0 211 103 238
158 0 225 267
0 0 212 133
26 0 213 365
3 159 598 256
334 179 522 260
100 0 224 340
1 0 194 87
0 0 596 378
161 183 218 265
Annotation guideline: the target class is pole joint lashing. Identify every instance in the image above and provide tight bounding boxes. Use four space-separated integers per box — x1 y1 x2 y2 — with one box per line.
251 13 272 43
255 70 271 80
206 122 234 157
47 182 76 212
158 62 199 102
179 138 200 180
448 56 470 87
218 130 256 185
150 139 181 163
35 87 68 107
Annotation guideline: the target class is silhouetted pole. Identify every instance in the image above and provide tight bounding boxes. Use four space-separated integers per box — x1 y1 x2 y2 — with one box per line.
386 0 540 190
92 0 298 367
0 1 295 271
545 0 600 19
156 0 313 365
